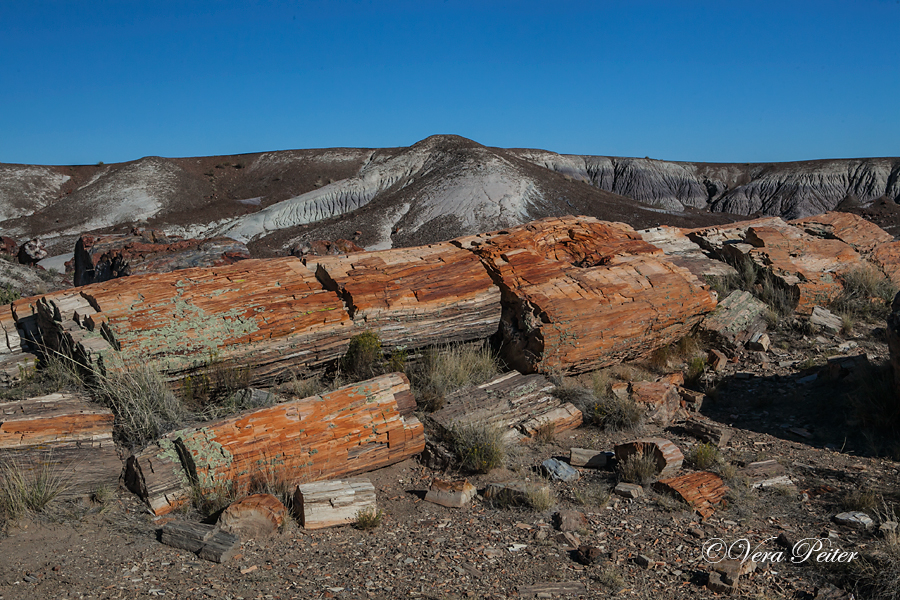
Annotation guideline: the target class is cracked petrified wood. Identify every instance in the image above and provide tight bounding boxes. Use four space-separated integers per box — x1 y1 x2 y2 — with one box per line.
307 242 501 348
293 477 377 529
654 471 728 519
454 216 717 374
126 373 423 516
429 371 582 444
0 393 121 495
74 229 251 286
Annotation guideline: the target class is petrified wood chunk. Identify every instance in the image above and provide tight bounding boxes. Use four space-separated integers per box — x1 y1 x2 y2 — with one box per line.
160 521 240 563
126 373 423 516
628 381 687 426
218 493 287 539
293 477 377 529
429 372 582 444
455 217 717 374
425 479 477 508
568 448 612 469
614 438 684 480
654 471 728 519
308 243 501 348
791 212 894 254
700 290 769 349
74 229 251 286
0 393 121 496
683 419 733 448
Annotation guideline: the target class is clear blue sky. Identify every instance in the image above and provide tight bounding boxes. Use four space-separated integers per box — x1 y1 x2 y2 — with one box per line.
1 1 898 165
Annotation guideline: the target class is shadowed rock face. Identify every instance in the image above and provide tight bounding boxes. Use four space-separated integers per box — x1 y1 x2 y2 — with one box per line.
2 136 899 258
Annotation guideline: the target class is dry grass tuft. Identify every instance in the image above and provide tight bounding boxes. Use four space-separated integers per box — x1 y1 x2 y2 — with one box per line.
452 422 507 473
410 343 499 412
617 449 658 485
354 506 384 530
0 454 70 522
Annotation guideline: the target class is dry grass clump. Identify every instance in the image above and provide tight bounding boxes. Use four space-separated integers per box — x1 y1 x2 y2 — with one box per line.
410 343 499 411
94 363 187 448
573 483 611 509
617 449 658 485
841 489 879 513
595 568 625 592
452 422 507 473
0 454 69 522
686 442 721 470
354 506 384 530
525 486 556 512
841 526 900 600
831 266 898 321
532 421 556 445
553 380 644 431
341 330 383 381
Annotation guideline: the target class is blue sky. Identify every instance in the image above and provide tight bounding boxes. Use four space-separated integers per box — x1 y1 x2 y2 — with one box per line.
1 1 898 165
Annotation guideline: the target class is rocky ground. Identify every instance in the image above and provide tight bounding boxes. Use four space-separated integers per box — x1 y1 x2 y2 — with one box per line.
1 319 898 600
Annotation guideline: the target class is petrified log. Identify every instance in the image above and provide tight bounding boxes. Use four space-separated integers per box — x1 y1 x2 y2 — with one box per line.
424 479 477 508
568 448 612 469
160 521 240 563
292 477 376 529
638 226 738 279
654 471 728 519
126 373 423 516
74 229 251 286
307 243 501 348
700 290 769 349
290 238 364 257
456 217 717 374
218 493 286 539
614 438 684 480
683 419 732 448
0 303 39 388
0 393 121 495
791 212 893 255
429 372 582 444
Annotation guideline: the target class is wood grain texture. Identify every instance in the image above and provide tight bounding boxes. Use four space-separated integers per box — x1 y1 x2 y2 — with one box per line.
293 477 376 529
654 471 728 519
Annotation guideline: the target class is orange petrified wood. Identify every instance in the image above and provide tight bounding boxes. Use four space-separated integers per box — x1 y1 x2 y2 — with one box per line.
126 373 423 516
654 471 729 519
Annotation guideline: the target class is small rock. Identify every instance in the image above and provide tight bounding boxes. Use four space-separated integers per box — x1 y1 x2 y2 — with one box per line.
776 532 794 548
17 238 47 265
810 307 842 334
688 526 705 538
635 554 652 568
708 349 728 371
568 448 612 468
834 511 874 531
554 531 581 549
707 570 736 594
574 545 604 565
541 458 580 482
748 332 771 352
555 509 587 532
425 479 477 508
614 482 644 499
879 521 899 537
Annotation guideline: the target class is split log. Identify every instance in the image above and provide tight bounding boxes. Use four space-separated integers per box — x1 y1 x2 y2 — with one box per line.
307 243 501 349
126 373 423 515
292 477 376 529
160 521 240 563
429 372 582 444
654 471 728 519
456 217 717 374
218 493 286 539
614 438 683 480
0 393 121 496
683 419 733 448
74 229 251 287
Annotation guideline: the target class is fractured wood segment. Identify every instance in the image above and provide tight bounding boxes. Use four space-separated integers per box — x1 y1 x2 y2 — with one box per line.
293 476 376 529
429 372 582 444
127 373 424 516
160 521 240 563
307 243 501 348
0 393 121 495
654 471 728 519
456 216 717 374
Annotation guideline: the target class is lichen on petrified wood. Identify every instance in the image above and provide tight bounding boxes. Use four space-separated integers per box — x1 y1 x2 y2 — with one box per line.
306 242 500 349
126 372 423 516
455 216 717 374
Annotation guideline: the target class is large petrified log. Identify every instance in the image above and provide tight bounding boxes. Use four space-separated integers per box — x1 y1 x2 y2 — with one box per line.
0 392 121 495
74 229 251 287
0 302 39 387
125 373 423 515
429 372 582 444
638 226 738 279
455 217 718 374
306 243 501 348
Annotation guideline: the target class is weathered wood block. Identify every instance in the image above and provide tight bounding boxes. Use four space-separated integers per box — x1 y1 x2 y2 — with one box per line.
424 479 477 508
127 373 423 515
700 290 768 349
160 521 240 563
430 372 582 444
0 393 121 496
683 419 733 448
654 471 728 519
628 381 686 426
293 477 376 529
614 438 683 480
218 493 286 539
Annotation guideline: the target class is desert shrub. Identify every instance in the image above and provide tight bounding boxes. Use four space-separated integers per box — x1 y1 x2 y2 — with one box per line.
831 266 898 321
532 421 556 445
686 442 720 470
617 449 658 485
552 381 644 431
354 506 384 530
573 483 611 509
0 454 69 521
409 343 499 411
341 331 383 381
685 356 707 386
452 422 507 473
94 364 186 448
595 568 625 592
279 372 325 399
525 486 556 512
0 284 20 305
